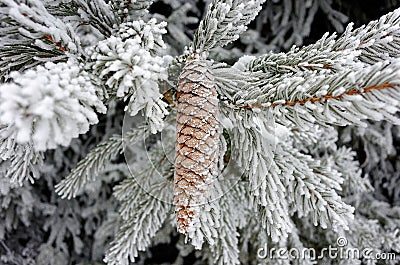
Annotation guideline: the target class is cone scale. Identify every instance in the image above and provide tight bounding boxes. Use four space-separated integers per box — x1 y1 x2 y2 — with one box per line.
174 56 220 234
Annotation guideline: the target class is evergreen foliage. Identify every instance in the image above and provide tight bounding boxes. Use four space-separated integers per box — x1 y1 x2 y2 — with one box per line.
0 0 400 264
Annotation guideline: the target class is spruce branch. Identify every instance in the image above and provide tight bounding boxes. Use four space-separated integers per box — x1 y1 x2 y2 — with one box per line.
327 147 373 196
44 0 117 37
0 60 106 152
0 0 83 78
43 0 81 17
343 215 400 261
0 135 43 186
222 108 355 237
290 126 373 196
193 0 266 52
248 7 400 74
115 130 174 221
335 7 400 64
224 110 293 242
3 149 42 185
104 136 173 265
181 190 221 250
248 32 361 74
112 0 154 23
239 83 395 108
0 40 67 81
72 0 117 37
55 124 149 199
0 0 82 55
229 60 400 128
212 62 266 102
88 25 171 133
206 183 245 265
55 135 123 200
104 186 171 265
0 5 71 78
278 143 354 231
117 18 167 55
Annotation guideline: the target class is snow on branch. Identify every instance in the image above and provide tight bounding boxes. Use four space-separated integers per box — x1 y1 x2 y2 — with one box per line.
248 33 361 74
249 7 400 74
193 0 266 52
327 147 373 196
222 109 294 242
0 60 106 151
212 61 266 102
335 7 400 64
43 0 117 37
73 0 118 36
112 0 154 22
55 135 123 199
277 142 354 231
89 21 171 133
104 137 173 265
290 126 373 196
117 18 167 55
230 60 400 128
0 39 69 81
0 0 80 79
0 0 82 55
104 184 171 265
184 197 221 251
55 124 149 199
207 183 244 265
219 108 357 237
0 133 43 186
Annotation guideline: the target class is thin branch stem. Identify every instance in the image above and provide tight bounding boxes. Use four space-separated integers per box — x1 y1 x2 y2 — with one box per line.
239 83 396 109
43 34 67 52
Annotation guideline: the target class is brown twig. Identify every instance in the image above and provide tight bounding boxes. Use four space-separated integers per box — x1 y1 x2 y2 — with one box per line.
43 34 67 52
239 83 396 109
298 65 332 70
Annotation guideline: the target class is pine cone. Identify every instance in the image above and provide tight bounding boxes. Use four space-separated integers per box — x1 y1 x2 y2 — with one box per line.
174 56 220 234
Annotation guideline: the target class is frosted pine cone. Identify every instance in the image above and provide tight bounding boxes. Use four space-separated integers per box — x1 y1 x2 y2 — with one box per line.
174 56 220 234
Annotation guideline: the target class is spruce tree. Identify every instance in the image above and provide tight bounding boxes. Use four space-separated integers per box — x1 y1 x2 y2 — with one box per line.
0 0 399 264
